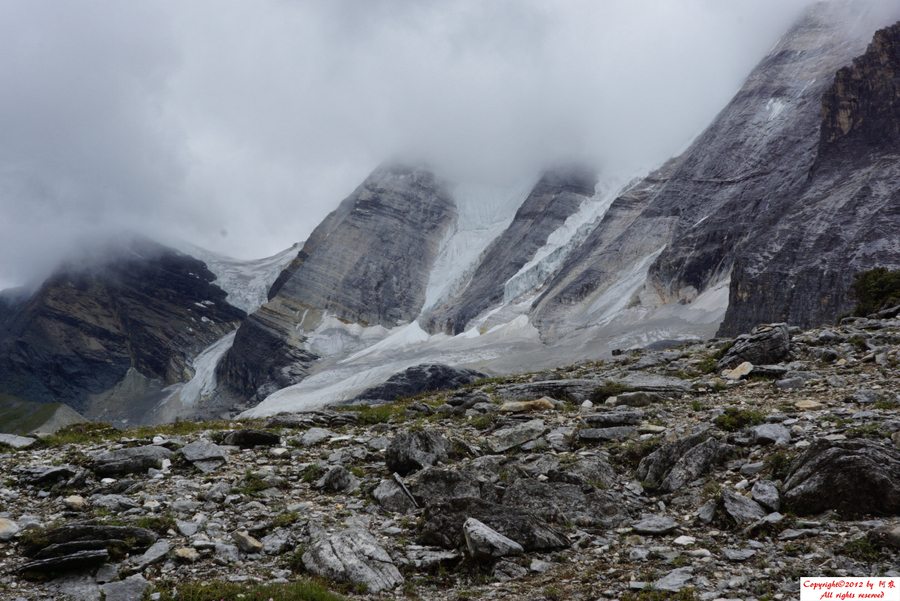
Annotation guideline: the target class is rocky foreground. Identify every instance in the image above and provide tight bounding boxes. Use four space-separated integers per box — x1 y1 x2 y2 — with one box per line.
3 313 900 601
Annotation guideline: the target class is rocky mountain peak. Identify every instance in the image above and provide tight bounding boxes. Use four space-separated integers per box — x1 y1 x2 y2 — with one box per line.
819 21 900 155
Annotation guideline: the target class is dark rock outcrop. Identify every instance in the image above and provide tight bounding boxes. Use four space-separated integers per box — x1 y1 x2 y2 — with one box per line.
419 497 570 552
531 6 900 340
91 446 174 476
423 166 597 335
717 323 791 370
385 430 452 476
0 237 244 413
636 431 732 493
353 364 486 405
783 438 900 516
501 478 629 528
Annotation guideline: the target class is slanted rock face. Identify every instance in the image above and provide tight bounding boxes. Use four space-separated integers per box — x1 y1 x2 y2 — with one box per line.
533 6 900 340
819 22 900 155
783 438 900 516
423 166 597 335
220 165 456 402
0 237 245 413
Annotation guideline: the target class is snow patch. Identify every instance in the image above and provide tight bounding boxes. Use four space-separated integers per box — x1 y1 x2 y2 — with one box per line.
172 330 236 408
504 176 626 303
174 242 301 314
421 178 536 313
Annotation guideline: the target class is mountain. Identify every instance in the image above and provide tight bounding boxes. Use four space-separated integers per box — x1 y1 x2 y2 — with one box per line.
0 237 247 417
241 4 900 417
3 3 900 423
218 164 458 403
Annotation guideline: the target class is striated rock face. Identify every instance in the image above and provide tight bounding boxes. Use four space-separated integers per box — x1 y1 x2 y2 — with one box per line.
819 22 900 155
0 237 244 413
423 166 596 335
220 165 457 402
533 6 900 340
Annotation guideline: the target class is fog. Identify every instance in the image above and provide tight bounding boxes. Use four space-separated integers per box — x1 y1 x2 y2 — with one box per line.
0 0 888 291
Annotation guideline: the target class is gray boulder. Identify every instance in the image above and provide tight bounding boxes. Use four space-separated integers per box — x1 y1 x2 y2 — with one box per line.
720 490 767 525
179 441 227 473
751 479 781 512
315 466 359 493
463 518 524 560
636 432 731 493
100 575 151 601
354 364 486 404
502 478 629 528
419 497 569 551
385 430 451 476
717 323 790 370
302 529 404 593
91 446 173 476
783 438 900 516
752 424 791 445
223 428 280 447
372 479 417 514
632 514 679 535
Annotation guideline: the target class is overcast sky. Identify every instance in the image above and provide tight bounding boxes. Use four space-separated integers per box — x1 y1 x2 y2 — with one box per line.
0 0 888 291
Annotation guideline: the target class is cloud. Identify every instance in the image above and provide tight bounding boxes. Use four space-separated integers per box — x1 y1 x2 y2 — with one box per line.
1 0 895 290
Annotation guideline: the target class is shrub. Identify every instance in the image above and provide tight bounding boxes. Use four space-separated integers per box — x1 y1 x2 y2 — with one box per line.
714 408 765 432
849 267 900 317
589 382 635 404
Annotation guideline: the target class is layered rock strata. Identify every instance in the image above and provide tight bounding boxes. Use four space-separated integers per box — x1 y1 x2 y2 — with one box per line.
220 165 457 402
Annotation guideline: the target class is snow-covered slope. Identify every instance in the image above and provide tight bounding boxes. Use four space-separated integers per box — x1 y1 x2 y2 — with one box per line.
421 179 536 313
176 243 301 314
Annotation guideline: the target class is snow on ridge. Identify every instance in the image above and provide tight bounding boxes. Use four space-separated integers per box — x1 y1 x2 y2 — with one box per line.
421 178 536 313
175 242 301 314
503 176 627 304
177 330 237 407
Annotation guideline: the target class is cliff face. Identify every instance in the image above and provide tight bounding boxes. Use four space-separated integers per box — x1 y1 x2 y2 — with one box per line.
0 238 245 412
219 165 457 402
718 18 900 335
422 167 597 335
533 5 900 339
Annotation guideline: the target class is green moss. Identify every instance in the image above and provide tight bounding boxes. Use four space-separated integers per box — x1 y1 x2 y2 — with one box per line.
589 382 636 404
696 356 719 374
765 449 796 481
837 537 880 562
148 578 346 601
301 464 326 483
849 267 900 316
621 589 699 601
612 438 662 470
713 408 765 432
133 515 176 535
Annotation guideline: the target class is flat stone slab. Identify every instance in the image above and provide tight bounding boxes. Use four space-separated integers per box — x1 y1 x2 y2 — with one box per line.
722 548 757 562
654 567 693 591
101 574 151 601
302 529 404 593
578 426 635 442
487 419 545 453
632 515 679 535
0 434 36 449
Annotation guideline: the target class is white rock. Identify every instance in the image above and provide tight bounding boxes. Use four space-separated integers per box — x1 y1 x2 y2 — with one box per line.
463 517 524 560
